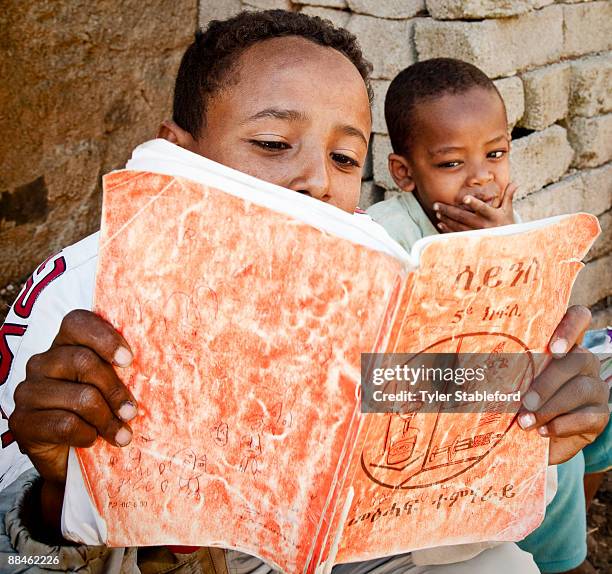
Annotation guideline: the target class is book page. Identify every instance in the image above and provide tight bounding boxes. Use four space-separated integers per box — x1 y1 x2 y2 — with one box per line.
336 214 600 564
77 167 405 573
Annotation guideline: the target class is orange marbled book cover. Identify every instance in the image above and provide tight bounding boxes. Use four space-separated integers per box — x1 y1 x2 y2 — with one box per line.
73 148 599 573
80 168 403 573
334 213 600 566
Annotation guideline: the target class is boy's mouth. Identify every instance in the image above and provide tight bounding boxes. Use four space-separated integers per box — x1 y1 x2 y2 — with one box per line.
461 186 501 209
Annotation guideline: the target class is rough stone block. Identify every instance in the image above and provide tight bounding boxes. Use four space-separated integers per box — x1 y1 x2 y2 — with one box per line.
568 114 612 169
371 80 390 134
359 180 385 209
300 6 351 27
519 63 570 130
494 76 524 129
425 0 552 20
581 162 612 215
569 254 612 307
242 0 293 9
586 209 612 262
415 5 563 79
569 53 612 117
347 0 424 19
294 0 346 8
347 15 416 79
372 134 396 190
562 1 612 58
199 0 241 29
510 125 574 198
0 0 196 288
514 162 612 221
514 173 582 221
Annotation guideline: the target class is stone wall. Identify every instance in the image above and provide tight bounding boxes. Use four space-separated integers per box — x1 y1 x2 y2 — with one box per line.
0 1 197 310
1 1 609 326
200 0 611 327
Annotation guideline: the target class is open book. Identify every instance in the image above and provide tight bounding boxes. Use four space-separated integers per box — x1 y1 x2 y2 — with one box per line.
63 139 600 573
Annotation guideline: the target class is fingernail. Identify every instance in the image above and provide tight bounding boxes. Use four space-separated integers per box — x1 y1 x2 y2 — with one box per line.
522 391 541 411
463 196 471 204
115 427 132 446
518 412 536 429
118 401 138 422
437 223 444 230
537 425 548 437
436 212 442 219
550 339 567 356
433 203 440 211
114 346 133 367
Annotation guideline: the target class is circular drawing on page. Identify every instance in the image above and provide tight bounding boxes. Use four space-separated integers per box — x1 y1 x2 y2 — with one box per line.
361 332 535 489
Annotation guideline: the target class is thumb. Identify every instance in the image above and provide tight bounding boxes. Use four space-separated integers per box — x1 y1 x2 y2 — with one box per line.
502 182 518 210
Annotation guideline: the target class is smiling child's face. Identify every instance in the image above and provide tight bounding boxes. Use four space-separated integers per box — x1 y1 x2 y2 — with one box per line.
168 36 371 214
389 87 510 224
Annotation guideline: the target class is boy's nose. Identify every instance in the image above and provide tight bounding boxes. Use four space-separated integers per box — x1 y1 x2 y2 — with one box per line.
288 150 332 202
466 169 494 188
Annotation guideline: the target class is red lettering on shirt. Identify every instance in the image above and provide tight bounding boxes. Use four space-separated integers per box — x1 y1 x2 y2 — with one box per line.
0 323 27 386
0 324 28 449
13 256 66 319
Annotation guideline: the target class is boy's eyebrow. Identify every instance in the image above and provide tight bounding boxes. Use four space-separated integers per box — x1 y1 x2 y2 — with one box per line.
429 134 509 156
428 145 465 156
245 108 309 123
338 124 368 146
243 108 368 146
485 134 509 145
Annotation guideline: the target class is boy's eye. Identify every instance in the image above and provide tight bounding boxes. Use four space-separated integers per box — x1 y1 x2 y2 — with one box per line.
487 150 507 159
250 140 291 151
437 160 462 168
331 153 360 168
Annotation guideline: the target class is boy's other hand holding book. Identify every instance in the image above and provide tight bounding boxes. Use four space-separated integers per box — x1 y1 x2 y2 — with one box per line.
517 305 610 465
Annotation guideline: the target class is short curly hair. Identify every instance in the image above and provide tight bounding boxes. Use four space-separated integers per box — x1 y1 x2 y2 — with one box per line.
385 58 505 156
173 10 373 138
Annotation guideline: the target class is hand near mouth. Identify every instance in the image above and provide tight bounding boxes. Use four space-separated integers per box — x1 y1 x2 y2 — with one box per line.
433 182 517 232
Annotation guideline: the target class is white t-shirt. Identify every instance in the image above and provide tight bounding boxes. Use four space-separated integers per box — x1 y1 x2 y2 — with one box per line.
0 232 99 488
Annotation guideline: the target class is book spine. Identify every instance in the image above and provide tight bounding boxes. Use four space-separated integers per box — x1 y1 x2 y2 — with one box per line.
305 401 364 572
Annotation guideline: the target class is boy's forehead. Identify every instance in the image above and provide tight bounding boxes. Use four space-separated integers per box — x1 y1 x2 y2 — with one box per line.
205 36 371 128
413 88 507 141
230 37 367 100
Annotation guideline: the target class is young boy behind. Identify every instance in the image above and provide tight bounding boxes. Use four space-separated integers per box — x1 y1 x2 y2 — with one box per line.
367 58 517 252
369 60 610 574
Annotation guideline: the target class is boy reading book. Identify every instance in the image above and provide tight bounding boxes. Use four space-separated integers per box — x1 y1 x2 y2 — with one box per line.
0 11 607 574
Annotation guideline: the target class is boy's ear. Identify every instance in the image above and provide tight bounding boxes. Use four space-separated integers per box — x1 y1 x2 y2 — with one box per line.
157 120 198 150
388 153 416 193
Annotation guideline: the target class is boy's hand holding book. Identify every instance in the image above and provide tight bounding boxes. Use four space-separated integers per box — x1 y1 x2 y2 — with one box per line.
517 305 609 465
8 309 137 533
